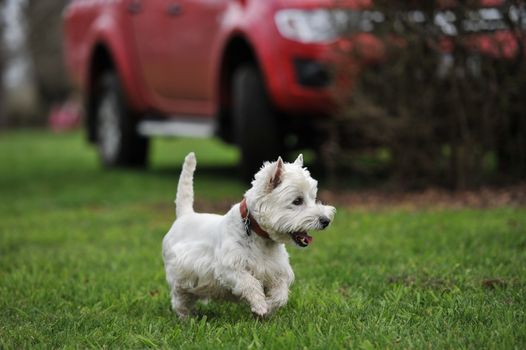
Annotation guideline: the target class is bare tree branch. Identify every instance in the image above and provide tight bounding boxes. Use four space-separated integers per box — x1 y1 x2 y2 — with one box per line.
25 0 70 113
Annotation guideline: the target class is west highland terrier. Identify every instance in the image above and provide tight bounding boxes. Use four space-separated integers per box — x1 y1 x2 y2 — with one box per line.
162 152 336 318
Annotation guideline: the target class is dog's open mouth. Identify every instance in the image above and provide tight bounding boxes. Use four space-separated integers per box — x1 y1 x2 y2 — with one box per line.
291 231 313 247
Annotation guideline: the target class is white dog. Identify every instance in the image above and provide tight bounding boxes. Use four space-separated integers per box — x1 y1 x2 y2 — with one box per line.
162 152 335 318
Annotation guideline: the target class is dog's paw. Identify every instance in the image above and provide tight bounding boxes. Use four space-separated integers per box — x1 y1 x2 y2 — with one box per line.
250 303 268 318
175 311 191 320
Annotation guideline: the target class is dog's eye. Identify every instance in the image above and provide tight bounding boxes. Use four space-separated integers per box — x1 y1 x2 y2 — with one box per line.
292 197 304 206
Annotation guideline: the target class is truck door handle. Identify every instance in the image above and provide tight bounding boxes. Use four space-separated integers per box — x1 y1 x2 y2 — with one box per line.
167 3 183 16
128 0 142 14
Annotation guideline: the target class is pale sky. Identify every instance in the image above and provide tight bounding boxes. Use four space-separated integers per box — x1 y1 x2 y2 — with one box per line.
2 0 32 89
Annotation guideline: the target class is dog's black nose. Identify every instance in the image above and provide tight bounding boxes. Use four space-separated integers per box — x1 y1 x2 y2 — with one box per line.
319 216 330 229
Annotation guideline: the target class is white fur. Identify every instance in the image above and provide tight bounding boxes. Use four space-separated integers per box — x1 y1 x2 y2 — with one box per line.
162 152 336 318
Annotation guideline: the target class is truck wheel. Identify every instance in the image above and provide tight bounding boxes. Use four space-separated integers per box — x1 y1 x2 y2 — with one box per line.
233 65 283 180
95 72 148 168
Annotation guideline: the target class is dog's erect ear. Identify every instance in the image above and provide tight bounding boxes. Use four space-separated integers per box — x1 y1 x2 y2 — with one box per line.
268 157 284 191
294 154 304 167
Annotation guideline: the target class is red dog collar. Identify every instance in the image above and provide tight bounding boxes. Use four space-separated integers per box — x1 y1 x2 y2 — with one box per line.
239 198 271 240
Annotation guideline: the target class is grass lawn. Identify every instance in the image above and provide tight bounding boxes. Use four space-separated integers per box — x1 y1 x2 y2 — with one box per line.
1 130 525 349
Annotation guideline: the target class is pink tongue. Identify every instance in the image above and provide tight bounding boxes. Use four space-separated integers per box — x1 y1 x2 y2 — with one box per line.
295 232 313 245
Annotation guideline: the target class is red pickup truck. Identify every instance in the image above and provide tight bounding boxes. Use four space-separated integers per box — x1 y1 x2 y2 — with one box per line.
64 0 366 176
63 0 524 176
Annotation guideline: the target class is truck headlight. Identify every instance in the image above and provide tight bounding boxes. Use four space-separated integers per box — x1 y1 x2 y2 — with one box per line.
275 9 347 43
275 9 385 43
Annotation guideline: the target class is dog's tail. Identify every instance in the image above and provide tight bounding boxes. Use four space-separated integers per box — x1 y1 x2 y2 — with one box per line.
175 152 196 218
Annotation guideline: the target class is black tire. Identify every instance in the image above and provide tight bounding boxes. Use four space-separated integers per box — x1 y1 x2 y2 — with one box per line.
233 65 284 180
95 72 149 168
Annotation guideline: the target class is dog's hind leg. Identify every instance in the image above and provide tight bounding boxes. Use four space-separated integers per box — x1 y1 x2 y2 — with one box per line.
170 287 197 319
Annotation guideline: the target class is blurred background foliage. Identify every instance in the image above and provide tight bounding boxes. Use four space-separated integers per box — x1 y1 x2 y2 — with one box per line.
25 0 71 112
0 0 69 127
329 0 526 189
0 0 524 189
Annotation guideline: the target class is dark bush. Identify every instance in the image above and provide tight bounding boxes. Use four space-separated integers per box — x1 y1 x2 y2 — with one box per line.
330 0 526 189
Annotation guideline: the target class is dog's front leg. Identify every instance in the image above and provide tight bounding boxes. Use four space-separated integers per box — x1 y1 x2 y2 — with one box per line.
220 270 268 317
265 279 290 314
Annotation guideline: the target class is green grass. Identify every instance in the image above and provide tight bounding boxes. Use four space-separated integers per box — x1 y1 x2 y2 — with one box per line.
1 130 525 349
